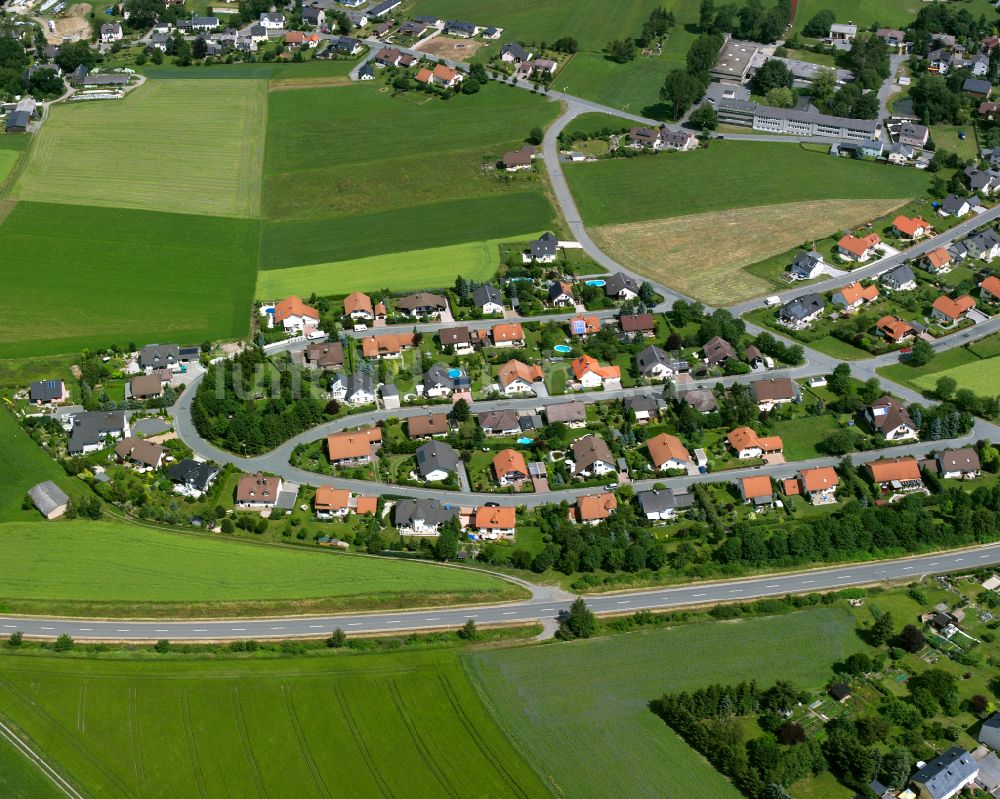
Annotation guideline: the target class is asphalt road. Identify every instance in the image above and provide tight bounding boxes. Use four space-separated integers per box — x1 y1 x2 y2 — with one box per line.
6 544 999 641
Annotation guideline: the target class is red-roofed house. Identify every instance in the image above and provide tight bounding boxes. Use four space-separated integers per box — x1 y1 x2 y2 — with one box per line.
837 233 881 263
568 315 601 337
798 466 839 505
492 449 529 486
725 427 784 460
832 281 879 311
892 215 930 240
574 492 617 525
472 505 516 539
931 294 976 324
272 295 319 333
572 354 621 389
980 275 1000 302
739 475 775 506
876 315 915 343
920 248 953 273
647 433 691 471
866 456 923 493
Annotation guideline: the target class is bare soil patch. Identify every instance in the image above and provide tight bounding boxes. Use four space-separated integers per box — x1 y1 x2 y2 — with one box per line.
47 9 91 43
590 199 909 305
416 35 485 62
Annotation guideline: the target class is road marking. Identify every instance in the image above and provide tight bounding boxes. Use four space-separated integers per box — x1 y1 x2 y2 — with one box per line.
2 625 15 629
836 576 850 580
231 628 246 632
464 615 478 619
77 628 91 631
40 627 54 631
692 593 706 597
956 558 964 562
308 625 323 629
902 566 913 570
929 562 939 566
114 629 129 633
154 629 169 632
801 580 815 584
502 611 516 615
766 584 781 588
876 570 887 574
617 600 630 604
729 589 742 593
348 623 362 627
541 608 555 612
424 617 440 621
269 626 285 630
192 629 206 633
386 620 401 625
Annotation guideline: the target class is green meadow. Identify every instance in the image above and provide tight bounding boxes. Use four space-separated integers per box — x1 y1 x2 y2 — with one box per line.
467 609 864 799
565 142 934 226
0 650 550 799
0 202 258 358
0 519 522 617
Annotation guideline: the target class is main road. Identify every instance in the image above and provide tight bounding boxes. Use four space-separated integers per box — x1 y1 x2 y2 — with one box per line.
4 543 998 641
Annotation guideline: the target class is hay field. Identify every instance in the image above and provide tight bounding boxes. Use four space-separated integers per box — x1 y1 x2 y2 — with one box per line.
13 79 266 218
589 199 908 305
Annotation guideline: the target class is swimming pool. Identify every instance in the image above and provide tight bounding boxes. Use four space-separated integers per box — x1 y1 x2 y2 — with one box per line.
447 368 463 379
553 344 572 353
516 436 534 445
585 279 606 287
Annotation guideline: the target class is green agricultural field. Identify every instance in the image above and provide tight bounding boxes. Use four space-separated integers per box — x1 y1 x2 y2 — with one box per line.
0 650 550 799
260 193 554 270
0 520 521 616
914 359 1000 396
0 409 88 524
257 235 538 297
0 737 63 799
565 142 933 226
0 202 258 359
13 79 266 218
466 608 864 799
140 59 356 80
557 53 675 117
877 345 988 393
792 0 998 34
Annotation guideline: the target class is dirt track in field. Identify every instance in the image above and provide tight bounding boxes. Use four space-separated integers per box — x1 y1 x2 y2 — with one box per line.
589 198 910 305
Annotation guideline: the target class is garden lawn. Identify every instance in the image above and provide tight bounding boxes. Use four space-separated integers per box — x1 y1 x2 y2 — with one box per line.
13 79 266 218
466 608 864 799
565 142 933 227
769 414 843 461
0 736 63 799
0 409 88 523
0 649 550 799
929 124 979 161
260 193 555 269
913 359 1000 396
0 202 258 359
877 346 986 393
0 520 523 616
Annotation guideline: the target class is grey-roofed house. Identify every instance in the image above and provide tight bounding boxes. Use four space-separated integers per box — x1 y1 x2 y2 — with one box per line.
941 195 973 217
624 395 661 422
702 336 737 366
910 747 978 799
544 401 586 427
638 488 694 521
636 345 673 380
682 388 718 413
415 440 459 481
524 231 558 263
963 228 1000 261
357 62 375 80
67 410 129 455
477 409 520 436
778 293 824 328
301 7 325 26
6 110 29 133
394 498 458 536
28 481 69 520
979 712 1000 751
334 370 375 406
604 272 640 300
29 379 67 404
191 16 219 30
369 0 401 19
472 284 504 314
500 42 531 63
397 292 447 317
964 77 993 97
789 250 825 280
139 343 180 372
881 264 917 291
167 459 219 497
965 166 1000 195
443 19 477 37
420 364 468 398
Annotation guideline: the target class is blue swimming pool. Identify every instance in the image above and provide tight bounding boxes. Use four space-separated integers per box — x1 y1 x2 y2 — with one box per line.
585 279 606 287
447 368 463 379
516 436 534 445
553 344 572 353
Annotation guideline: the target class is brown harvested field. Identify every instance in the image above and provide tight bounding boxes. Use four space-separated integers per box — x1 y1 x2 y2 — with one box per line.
268 76 352 91
589 199 909 305
416 35 485 61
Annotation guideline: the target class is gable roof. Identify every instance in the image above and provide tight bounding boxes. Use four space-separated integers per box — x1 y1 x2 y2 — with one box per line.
544 401 586 424
571 434 614 471
835 281 879 305
938 447 981 472
876 315 915 342
28 481 69 516
911 747 977 799
343 291 373 316
605 272 640 296
867 456 921 483
29 379 64 402
981 274 1000 296
636 344 670 374
394 498 457 528
472 284 503 307
638 488 694 515
703 335 737 364
415 440 459 477
406 412 449 437
932 294 976 319
326 427 382 460
576 492 617 522
726 426 782 453
361 332 415 358
868 395 916 435
647 433 690 467
751 377 797 403
498 359 543 388
273 295 318 323
314 486 350 512
474 505 516 530
620 313 655 333
492 448 528 478
492 322 525 343
925 247 953 269
779 293 824 322
478 409 520 432
740 475 773 499
882 264 915 288
397 292 447 311
892 215 929 236
235 472 281 503
838 232 880 256
572 354 620 381
167 459 218 491
800 466 839 493
503 145 536 168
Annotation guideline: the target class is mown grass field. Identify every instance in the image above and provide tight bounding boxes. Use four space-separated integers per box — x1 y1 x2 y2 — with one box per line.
0 736 63 799
0 650 550 799
877 342 995 394
588 198 906 305
257 235 539 297
914 358 1000 395
466 609 863 799
792 0 998 34
260 193 555 270
140 59 356 81
0 520 521 616
13 79 266 218
566 142 933 226
0 409 88 524
0 202 258 359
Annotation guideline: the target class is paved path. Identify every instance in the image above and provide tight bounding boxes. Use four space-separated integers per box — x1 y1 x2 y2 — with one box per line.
5 543 999 640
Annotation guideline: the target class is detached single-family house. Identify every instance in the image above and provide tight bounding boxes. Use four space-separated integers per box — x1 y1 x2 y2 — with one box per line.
100 22 123 42
571 435 616 477
682 388 718 414
837 232 881 263
875 315 916 343
497 359 544 395
547 280 575 307
439 326 475 355
397 292 447 317
500 42 533 63
739 475 775 506
962 228 1000 261
67 411 129 455
394 498 458 536
544 401 587 427
571 354 621 389
272 295 320 333
798 466 839 504
574 492 617 525
415 441 459 482
128 371 169 400
647 433 691 471
501 145 535 171
473 505 516 539
493 448 529 485
899 122 930 148
29 379 68 405
329 371 376 407
421 63 463 87
419 364 463 398
965 167 1000 196
980 274 1000 301
443 19 478 37
343 292 374 321
881 264 917 292
326 427 382 465
305 341 344 369
921 247 954 273
301 7 325 27
604 272 640 300
829 22 857 42
892 215 930 240
167 459 218 498
139 343 180 373
937 447 981 479
726 427 783 460
235 473 283 509
751 377 798 411
523 231 558 263
940 195 973 218
472 284 504 315
28 481 70 520
114 437 166 470
191 16 219 31
491 322 525 348
478 409 520 437
313 487 353 519
619 314 656 338
831 281 879 311
866 396 918 440
407 412 449 439
703 336 737 366
360 332 415 359
778 294 824 328
789 250 825 280
876 28 906 46
931 294 976 325
569 315 601 337
258 12 285 29
624 396 661 423
964 77 993 98
638 488 694 521
909 747 978 799
867 456 923 493
635 345 674 380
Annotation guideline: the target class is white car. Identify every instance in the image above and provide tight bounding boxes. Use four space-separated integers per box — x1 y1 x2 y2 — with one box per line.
763 295 781 307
